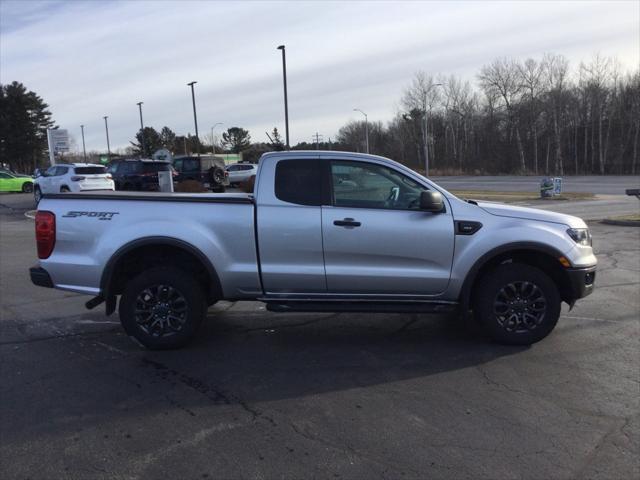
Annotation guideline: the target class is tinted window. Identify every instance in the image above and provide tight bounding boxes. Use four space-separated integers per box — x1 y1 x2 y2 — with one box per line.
275 159 322 206
173 159 183 171
330 160 426 210
0 173 11 179
227 164 239 171
183 159 199 172
45 167 57 176
74 166 106 175
55 166 69 176
142 162 171 173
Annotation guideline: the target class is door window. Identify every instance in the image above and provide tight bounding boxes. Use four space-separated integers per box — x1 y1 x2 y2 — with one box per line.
330 161 426 210
0 173 11 179
173 159 183 172
274 159 323 206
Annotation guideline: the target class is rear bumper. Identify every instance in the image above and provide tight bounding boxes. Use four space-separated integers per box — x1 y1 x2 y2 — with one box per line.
566 265 596 300
30 266 53 288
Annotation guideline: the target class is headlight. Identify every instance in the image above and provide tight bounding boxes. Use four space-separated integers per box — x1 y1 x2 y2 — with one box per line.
567 228 592 246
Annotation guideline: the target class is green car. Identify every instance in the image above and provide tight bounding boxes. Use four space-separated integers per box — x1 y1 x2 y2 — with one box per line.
0 171 34 193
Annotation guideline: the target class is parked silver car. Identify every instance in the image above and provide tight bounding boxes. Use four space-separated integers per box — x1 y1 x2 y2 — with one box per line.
225 163 257 186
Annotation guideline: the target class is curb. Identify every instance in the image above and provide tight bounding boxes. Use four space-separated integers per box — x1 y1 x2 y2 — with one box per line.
601 219 640 227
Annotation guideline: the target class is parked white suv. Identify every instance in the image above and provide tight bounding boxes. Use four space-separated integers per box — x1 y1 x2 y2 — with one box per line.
34 163 114 203
225 163 257 186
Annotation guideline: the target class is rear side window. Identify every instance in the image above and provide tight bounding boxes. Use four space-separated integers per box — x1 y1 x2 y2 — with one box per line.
142 163 171 173
74 166 106 175
275 159 322 206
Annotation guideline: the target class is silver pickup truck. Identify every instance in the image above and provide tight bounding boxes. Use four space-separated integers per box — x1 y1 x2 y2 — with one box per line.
30 151 597 349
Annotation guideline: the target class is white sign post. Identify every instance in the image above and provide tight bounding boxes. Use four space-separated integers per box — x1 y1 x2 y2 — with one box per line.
158 171 174 193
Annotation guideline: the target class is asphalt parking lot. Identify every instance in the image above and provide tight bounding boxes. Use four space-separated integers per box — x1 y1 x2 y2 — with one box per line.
1 192 639 479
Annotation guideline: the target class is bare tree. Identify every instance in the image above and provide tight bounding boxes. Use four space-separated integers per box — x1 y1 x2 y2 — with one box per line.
517 58 544 173
478 58 526 172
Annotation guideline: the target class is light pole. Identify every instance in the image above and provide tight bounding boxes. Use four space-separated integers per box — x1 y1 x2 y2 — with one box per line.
187 81 200 156
353 108 369 154
80 125 87 162
277 45 290 149
103 116 111 161
423 83 443 177
211 122 223 154
137 101 146 157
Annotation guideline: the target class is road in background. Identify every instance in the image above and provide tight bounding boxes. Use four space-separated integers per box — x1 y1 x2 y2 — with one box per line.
433 175 640 195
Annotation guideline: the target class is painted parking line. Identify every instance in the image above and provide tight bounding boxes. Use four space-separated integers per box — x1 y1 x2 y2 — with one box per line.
25 210 37 220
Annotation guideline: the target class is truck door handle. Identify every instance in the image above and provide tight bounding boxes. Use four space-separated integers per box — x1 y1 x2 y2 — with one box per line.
333 218 361 227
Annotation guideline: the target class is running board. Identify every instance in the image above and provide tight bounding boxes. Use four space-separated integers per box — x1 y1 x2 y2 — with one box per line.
264 301 458 314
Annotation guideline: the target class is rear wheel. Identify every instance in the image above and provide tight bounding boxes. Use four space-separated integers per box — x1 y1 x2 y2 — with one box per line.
119 267 206 349
473 263 561 345
22 182 33 193
34 186 42 205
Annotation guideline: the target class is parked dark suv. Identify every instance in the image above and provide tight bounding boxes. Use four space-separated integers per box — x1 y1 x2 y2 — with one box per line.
173 155 229 192
107 159 176 191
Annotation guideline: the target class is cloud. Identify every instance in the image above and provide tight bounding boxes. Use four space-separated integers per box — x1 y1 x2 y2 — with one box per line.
1 0 638 151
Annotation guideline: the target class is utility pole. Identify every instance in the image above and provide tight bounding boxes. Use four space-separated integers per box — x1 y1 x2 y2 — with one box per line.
80 125 87 162
103 116 111 161
353 108 369 153
137 102 146 157
312 132 323 149
210 122 223 154
277 45 290 149
187 81 200 156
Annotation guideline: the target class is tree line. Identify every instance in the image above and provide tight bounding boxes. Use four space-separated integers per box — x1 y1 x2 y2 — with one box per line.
1 52 638 175
335 53 639 175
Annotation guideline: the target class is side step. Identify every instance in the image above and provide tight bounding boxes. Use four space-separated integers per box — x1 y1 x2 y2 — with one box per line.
264 301 458 314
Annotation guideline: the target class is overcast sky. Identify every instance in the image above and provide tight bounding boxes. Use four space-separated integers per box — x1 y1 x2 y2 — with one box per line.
1 0 638 152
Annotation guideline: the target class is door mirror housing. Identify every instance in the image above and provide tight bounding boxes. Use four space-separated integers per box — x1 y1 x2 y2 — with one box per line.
420 191 444 213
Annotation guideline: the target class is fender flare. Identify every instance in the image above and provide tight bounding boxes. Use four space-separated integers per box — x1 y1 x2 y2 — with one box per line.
100 236 223 303
459 241 567 312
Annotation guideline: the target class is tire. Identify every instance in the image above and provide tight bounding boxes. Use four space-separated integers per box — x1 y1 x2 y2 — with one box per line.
473 263 561 345
119 267 206 350
22 182 33 193
34 186 42 205
60 186 70 193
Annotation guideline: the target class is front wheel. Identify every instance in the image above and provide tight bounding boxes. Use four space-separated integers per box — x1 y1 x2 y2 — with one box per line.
119 267 206 349
473 263 561 345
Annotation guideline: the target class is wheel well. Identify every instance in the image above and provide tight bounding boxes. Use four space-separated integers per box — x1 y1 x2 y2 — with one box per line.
104 243 222 304
467 249 572 308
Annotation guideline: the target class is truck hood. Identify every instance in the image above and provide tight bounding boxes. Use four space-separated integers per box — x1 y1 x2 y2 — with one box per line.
477 201 586 228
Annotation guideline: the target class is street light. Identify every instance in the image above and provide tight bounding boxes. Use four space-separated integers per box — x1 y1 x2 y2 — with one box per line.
187 81 200 156
103 116 111 161
136 101 146 157
423 83 443 177
211 122 223 154
353 108 369 154
277 45 290 149
80 125 87 162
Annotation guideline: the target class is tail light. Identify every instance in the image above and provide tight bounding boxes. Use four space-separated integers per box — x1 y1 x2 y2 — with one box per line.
35 211 56 259
225 171 229 177
71 176 85 182
106 174 113 180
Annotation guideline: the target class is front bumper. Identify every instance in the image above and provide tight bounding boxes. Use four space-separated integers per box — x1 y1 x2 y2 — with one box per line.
565 265 596 300
30 266 53 288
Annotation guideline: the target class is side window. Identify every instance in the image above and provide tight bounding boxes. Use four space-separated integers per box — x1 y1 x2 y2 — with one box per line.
274 159 323 206
55 166 68 176
107 164 118 174
45 166 57 177
173 159 183 172
0 173 10 179
184 159 199 172
330 160 426 210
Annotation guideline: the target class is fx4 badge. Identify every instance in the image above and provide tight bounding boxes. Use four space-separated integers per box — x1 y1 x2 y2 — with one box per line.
63 211 119 221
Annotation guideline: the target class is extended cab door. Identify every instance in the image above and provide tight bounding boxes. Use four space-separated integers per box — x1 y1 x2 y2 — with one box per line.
256 157 327 294
321 159 454 296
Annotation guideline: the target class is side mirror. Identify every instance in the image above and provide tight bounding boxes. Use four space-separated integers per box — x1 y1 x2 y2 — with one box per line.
420 191 444 213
